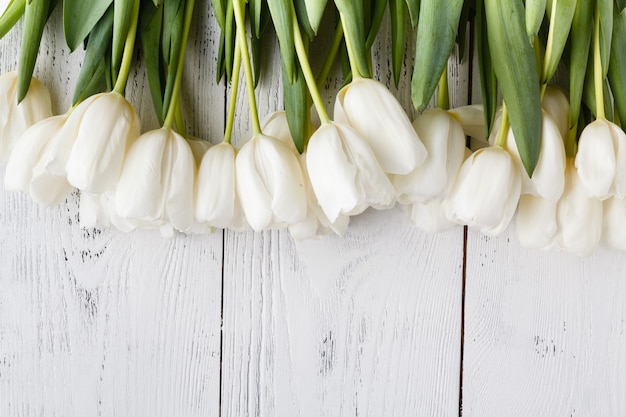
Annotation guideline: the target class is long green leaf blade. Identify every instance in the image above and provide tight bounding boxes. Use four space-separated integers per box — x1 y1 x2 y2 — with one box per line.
0 0 26 40
609 6 626 127
598 0 613 77
411 0 464 112
267 0 296 81
484 0 542 175
568 0 592 131
476 0 497 137
542 0 577 83
389 0 405 86
526 0 547 42
17 0 50 102
63 0 113 50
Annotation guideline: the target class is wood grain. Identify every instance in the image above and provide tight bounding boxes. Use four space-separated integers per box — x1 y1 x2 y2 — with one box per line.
0 3 224 416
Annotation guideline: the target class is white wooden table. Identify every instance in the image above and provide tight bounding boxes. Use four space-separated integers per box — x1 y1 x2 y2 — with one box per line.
1 3 626 416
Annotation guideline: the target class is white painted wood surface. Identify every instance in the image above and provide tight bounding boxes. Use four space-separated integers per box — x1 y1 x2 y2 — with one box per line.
1 3 626 417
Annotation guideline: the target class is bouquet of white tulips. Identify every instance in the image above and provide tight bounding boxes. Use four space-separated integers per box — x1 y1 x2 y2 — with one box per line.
2 0 626 256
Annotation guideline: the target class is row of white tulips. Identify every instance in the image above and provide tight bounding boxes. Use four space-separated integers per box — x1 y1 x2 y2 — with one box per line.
0 70 622 256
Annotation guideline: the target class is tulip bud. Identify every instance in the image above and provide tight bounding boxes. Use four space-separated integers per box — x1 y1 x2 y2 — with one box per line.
506 111 566 202
446 146 521 236
601 197 626 251
307 122 396 222
4 115 74 206
575 119 626 200
0 71 52 161
516 194 558 250
448 104 487 142
555 160 602 256
65 92 141 194
235 133 307 231
334 78 427 174
115 128 196 232
394 109 466 203
541 86 569 140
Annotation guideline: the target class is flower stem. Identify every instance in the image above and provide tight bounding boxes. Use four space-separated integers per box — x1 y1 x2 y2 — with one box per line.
163 0 196 129
292 4 330 124
113 0 140 94
175 98 186 137
232 0 261 134
436 68 449 110
316 21 344 91
0 0 25 39
495 102 510 148
224 33 242 144
339 12 363 79
593 3 605 120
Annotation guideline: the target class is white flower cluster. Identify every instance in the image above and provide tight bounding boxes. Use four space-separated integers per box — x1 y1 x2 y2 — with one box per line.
0 70 622 256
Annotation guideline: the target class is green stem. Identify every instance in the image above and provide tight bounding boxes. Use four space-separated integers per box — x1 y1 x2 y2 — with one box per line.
232 0 261 134
593 3 605 120
339 12 363 79
541 0 557 83
292 4 330 124
436 69 449 110
495 102 510 148
316 22 344 90
163 0 196 128
224 32 242 144
175 98 186 137
113 0 140 94
0 0 26 40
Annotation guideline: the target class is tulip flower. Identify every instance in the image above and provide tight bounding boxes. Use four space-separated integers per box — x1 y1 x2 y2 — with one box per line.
307 122 396 222
516 194 558 250
0 71 53 161
115 128 196 232
80 191 136 232
447 104 487 142
195 142 247 230
334 77 427 175
575 119 626 200
235 133 307 231
394 109 466 203
410 200 457 233
601 197 626 251
541 86 569 140
505 111 566 202
4 115 73 206
555 160 602 256
64 92 141 194
445 146 521 236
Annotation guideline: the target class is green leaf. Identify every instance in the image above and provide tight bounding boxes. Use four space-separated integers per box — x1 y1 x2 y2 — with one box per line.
293 0 315 39
583 50 613 120
389 0 405 86
17 0 50 102
63 0 113 51
609 4 626 127
282 62 309 153
542 0 577 83
411 0 464 112
598 0 613 77
224 0 235 81
455 0 471 61
73 5 113 104
140 2 165 123
212 0 227 29
112 0 135 74
0 0 26 40
162 0 185 120
405 0 419 28
303 0 327 35
476 0 497 137
616 0 626 13
568 0 592 131
526 0 546 42
364 0 387 50
249 0 262 38
484 0 542 176
267 0 296 81
334 0 371 78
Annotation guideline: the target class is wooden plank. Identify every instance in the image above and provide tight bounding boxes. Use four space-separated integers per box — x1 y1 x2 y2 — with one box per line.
0 2 224 416
221 15 467 417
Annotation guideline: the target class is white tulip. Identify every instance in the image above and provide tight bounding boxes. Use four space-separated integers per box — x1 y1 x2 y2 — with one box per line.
4 115 74 206
446 146 521 236
394 109 466 203
79 191 136 232
448 104 486 142
115 128 196 232
196 142 246 229
307 122 396 222
575 119 626 200
65 92 141 193
410 199 457 233
516 194 558 250
541 86 569 140
556 160 602 256
0 71 53 161
236 133 307 231
601 197 626 251
334 77 427 174
506 111 566 201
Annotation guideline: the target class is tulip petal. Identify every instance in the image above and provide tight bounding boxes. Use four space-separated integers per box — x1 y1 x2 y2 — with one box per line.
575 119 616 200
196 142 237 228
